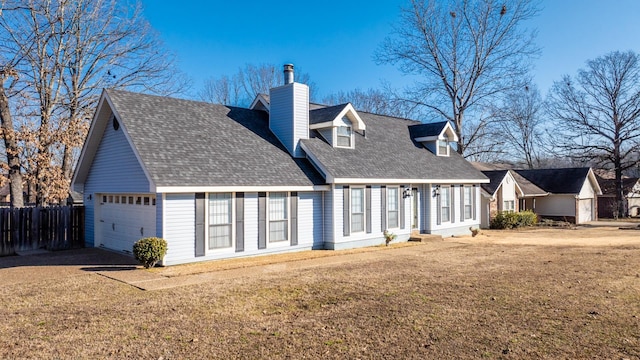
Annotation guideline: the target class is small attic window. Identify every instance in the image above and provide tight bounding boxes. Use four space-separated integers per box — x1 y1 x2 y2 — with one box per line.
113 116 120 131
336 126 352 148
437 137 449 156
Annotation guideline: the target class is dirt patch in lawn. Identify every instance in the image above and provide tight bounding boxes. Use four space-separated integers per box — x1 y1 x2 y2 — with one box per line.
1 226 639 359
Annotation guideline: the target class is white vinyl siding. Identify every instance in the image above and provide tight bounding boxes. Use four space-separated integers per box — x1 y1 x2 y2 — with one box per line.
83 114 150 247
464 186 473 219
388 187 399 228
351 187 365 233
208 193 232 249
440 186 451 222
163 194 196 264
269 192 288 242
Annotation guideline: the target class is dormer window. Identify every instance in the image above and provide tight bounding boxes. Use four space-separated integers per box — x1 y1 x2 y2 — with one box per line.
336 126 352 147
437 137 449 156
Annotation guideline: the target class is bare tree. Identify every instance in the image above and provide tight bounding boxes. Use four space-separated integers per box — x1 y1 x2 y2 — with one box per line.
199 74 243 106
0 0 189 205
547 50 640 217
199 64 315 107
322 87 418 118
375 0 539 156
491 83 545 168
0 67 24 207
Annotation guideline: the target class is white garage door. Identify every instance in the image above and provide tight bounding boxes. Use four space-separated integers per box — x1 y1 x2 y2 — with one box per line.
98 194 156 253
578 198 593 223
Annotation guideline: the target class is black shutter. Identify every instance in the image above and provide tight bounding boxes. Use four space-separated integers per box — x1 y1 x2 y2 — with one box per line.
195 193 205 257
436 186 442 225
343 186 350 236
400 186 405 229
472 185 477 220
451 186 456 224
235 193 244 252
381 186 387 231
460 186 465 222
258 192 266 249
365 186 372 233
290 192 298 246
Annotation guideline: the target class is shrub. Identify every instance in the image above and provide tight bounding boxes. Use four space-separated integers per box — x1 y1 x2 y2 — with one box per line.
133 237 168 268
490 210 537 229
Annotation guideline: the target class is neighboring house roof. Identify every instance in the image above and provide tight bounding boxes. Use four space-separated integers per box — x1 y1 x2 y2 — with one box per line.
301 113 487 183
471 161 515 171
515 168 602 195
74 90 325 189
510 171 548 197
595 175 640 196
478 170 509 195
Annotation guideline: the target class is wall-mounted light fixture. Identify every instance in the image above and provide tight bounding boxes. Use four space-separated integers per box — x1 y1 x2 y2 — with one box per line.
432 185 441 197
402 187 412 199
87 194 92 200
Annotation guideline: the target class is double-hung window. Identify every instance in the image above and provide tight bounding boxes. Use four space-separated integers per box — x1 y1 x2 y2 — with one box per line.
337 126 352 147
440 186 451 222
438 135 449 156
463 186 473 220
209 193 232 249
351 188 364 232
388 187 399 228
269 192 288 242
503 200 515 212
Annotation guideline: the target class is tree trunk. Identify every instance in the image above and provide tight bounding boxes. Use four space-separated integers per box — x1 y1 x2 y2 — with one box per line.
455 111 464 155
614 156 626 218
0 76 24 208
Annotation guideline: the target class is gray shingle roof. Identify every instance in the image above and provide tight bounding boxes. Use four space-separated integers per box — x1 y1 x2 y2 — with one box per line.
301 113 486 181
479 170 509 195
408 121 449 138
515 168 592 194
106 89 324 187
309 104 349 125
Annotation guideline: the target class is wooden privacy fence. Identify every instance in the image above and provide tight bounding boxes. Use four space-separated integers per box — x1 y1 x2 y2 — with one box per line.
0 206 84 256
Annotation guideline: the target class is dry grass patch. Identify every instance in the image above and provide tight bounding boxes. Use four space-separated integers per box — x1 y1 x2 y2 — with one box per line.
1 228 639 359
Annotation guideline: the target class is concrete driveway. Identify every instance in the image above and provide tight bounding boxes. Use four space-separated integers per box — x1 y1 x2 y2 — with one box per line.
0 248 139 287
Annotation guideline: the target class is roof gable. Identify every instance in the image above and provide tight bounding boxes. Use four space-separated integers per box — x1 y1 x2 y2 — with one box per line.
309 103 365 132
75 90 325 190
72 90 154 192
409 121 459 142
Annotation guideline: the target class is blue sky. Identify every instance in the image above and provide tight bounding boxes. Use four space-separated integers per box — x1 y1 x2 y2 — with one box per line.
141 0 640 100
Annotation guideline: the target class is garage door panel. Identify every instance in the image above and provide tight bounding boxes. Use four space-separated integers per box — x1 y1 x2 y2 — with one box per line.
578 198 593 223
98 193 156 253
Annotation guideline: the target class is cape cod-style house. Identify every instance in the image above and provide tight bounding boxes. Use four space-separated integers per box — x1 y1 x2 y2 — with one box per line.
71 65 488 265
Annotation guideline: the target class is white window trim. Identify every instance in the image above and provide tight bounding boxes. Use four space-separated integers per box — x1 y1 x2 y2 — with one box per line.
437 140 450 156
205 192 235 254
350 186 366 234
267 192 290 248
334 126 354 149
387 186 400 229
440 186 451 223
503 200 515 213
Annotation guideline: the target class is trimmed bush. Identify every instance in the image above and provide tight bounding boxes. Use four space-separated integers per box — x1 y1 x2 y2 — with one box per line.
490 210 537 229
133 237 168 268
